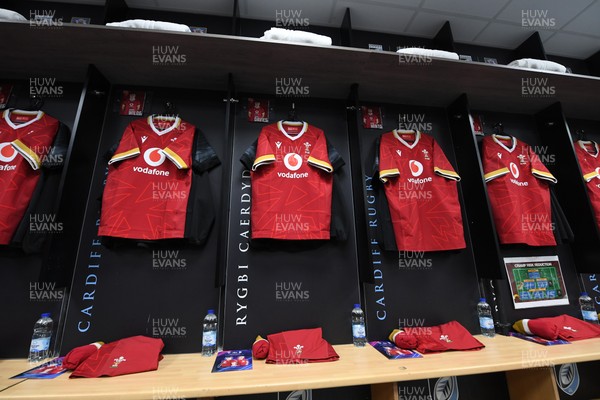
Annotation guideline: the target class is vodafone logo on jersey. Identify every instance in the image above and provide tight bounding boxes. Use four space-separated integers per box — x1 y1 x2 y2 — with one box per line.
283 153 303 171
0 142 18 163
409 160 424 177
143 147 166 167
510 162 520 179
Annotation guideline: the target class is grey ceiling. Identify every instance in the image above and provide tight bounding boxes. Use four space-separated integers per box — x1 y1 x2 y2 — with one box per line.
37 0 600 58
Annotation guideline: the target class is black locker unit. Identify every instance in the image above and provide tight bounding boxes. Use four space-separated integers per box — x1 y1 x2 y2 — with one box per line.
222 95 363 349
61 85 226 354
356 101 481 340
0 80 84 358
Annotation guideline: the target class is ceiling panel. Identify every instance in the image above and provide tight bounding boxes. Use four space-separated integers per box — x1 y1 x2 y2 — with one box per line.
239 0 337 26
537 29 555 43
406 12 488 42
543 32 600 58
562 1 600 36
422 0 510 18
495 0 593 28
34 0 105 4
474 22 541 49
335 1 415 34
341 0 422 7
126 0 234 16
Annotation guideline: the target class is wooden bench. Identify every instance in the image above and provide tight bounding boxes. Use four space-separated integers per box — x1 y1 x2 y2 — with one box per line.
1 335 600 399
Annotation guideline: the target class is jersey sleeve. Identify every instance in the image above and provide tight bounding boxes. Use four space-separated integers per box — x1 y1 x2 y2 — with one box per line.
326 139 345 171
161 130 193 170
580 162 599 182
307 132 333 173
581 166 599 182
482 138 509 182
191 129 220 173
529 146 557 184
11 118 60 171
108 124 140 165
240 139 258 170
378 136 400 183
252 131 276 170
433 139 460 181
41 123 71 169
370 136 381 179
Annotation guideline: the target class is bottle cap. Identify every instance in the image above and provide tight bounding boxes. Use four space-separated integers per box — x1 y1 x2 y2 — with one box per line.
208 309 215 314
41 313 51 318
354 304 360 309
479 298 486 303
581 292 588 296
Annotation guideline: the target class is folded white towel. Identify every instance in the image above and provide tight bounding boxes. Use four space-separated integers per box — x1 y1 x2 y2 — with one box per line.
508 58 567 73
0 8 27 21
260 27 332 46
396 47 459 60
106 19 191 33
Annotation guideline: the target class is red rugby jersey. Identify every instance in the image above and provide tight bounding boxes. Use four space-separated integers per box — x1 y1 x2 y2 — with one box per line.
248 121 336 240
482 134 557 246
0 109 59 244
378 130 466 251
574 140 600 230
98 116 195 240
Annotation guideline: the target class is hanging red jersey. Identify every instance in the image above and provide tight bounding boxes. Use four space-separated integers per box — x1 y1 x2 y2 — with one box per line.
242 121 340 240
0 109 60 244
574 140 600 230
99 116 197 240
377 130 465 251
482 134 557 246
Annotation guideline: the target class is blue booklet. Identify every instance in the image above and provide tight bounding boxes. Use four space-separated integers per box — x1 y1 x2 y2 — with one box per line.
11 357 68 379
369 341 422 359
212 350 253 372
509 332 571 345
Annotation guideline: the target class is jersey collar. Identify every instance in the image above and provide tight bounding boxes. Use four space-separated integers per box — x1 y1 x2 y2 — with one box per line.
578 140 599 158
3 109 45 130
492 134 516 153
277 120 307 141
147 115 181 136
392 129 420 149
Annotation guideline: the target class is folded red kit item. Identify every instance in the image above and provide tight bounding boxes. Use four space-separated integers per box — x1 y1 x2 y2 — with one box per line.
389 329 418 349
252 335 270 359
63 341 104 369
70 336 164 378
513 314 600 341
389 320 485 353
266 328 339 364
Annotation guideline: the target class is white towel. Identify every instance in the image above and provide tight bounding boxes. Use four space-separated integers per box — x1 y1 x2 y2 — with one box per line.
0 8 27 21
106 19 191 33
508 58 567 73
396 47 459 60
260 27 332 46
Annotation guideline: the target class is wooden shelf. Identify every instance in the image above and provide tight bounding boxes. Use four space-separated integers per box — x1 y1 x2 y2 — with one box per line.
1 335 600 399
2 21 599 119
